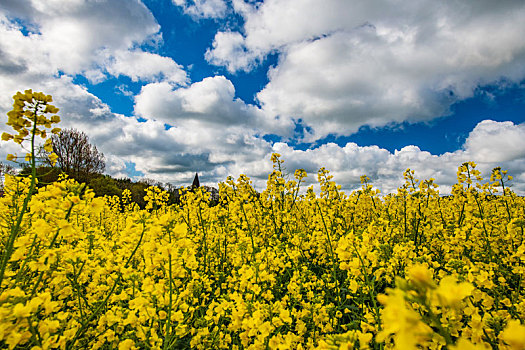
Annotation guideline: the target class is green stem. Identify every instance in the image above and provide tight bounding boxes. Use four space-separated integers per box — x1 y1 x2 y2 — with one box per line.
315 201 339 302
473 193 494 263
0 105 39 289
351 240 382 333
163 224 174 350
197 204 208 273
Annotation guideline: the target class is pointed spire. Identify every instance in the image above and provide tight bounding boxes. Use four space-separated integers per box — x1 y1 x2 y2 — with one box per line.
192 172 200 189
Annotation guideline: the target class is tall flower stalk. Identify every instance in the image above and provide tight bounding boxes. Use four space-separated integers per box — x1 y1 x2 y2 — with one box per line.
0 89 61 289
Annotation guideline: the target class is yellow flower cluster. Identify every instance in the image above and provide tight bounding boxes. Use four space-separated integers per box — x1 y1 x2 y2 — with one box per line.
2 89 61 165
0 146 524 348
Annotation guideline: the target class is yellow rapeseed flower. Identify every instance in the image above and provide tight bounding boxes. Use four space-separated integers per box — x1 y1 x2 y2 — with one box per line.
500 320 525 349
435 276 474 307
118 338 137 350
407 264 435 289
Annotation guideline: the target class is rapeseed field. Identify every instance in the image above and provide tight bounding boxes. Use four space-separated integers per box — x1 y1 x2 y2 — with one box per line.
1 91 524 349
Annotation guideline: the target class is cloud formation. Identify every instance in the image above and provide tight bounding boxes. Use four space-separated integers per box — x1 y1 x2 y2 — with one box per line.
0 0 187 86
172 0 228 19
208 0 525 139
106 50 188 85
134 76 292 134
205 31 261 73
270 120 525 195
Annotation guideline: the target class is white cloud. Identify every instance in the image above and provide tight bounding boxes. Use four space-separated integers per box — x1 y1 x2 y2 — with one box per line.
205 31 262 73
172 0 228 19
106 50 188 84
463 120 525 163
207 0 525 140
0 1 187 85
6 0 160 75
267 120 525 195
223 0 525 71
134 76 293 134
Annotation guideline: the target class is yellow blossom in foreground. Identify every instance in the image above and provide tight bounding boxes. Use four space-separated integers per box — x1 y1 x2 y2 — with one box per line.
435 276 474 307
500 320 525 349
407 264 435 289
451 338 490 350
377 289 433 349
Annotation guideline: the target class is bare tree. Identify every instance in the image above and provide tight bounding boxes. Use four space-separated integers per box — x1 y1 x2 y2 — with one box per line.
48 128 105 182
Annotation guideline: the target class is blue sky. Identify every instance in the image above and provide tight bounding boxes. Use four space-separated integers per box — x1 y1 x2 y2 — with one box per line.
1 0 525 194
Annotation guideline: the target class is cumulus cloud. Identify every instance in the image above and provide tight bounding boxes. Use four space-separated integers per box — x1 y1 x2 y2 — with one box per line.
0 73 274 188
205 31 262 73
105 50 188 85
0 71 263 187
463 120 525 162
207 0 525 140
267 120 525 195
172 0 228 19
134 76 293 134
0 1 187 86
2 0 160 75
